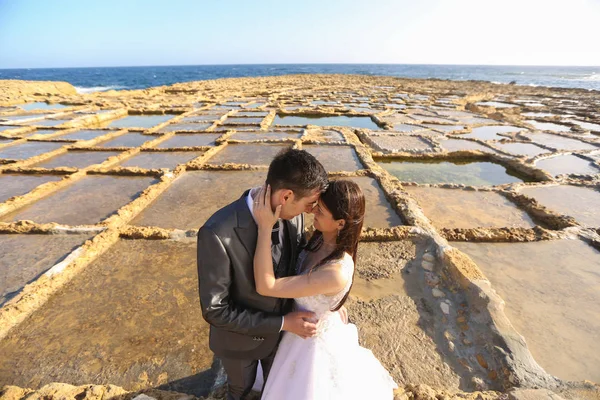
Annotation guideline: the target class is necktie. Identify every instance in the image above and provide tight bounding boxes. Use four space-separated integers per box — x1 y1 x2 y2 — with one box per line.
272 220 283 275
271 220 280 245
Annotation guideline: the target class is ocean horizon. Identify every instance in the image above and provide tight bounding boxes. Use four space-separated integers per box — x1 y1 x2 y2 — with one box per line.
1 63 599 93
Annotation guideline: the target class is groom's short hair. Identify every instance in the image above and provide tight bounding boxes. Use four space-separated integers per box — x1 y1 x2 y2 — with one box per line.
266 149 328 199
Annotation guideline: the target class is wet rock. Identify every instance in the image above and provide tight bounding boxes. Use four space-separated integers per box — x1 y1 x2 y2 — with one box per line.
424 272 440 287
133 395 158 400
476 354 489 370
506 388 565 400
471 376 488 391
422 260 434 271
440 301 450 315
348 296 461 389
422 253 435 263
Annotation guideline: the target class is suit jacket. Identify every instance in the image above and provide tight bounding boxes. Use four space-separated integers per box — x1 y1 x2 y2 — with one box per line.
197 190 306 360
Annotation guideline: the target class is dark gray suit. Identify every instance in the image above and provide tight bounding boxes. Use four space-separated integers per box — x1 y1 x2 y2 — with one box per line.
197 190 306 399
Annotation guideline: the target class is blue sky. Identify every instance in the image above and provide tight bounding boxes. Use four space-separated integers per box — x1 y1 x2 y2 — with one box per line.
1 0 599 68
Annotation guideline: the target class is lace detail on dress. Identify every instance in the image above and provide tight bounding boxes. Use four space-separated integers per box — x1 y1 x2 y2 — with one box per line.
293 251 354 334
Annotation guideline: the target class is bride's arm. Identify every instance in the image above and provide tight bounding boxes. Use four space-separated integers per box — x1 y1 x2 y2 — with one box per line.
254 185 348 299
255 227 347 298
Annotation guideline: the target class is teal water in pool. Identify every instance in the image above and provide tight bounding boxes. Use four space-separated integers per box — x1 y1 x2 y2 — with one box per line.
378 159 532 186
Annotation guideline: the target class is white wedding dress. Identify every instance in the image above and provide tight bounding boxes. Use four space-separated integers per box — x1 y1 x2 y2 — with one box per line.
254 251 397 399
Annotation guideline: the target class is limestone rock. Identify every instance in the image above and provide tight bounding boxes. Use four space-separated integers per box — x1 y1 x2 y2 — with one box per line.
0 386 32 400
410 384 438 400
0 79 77 103
0 383 193 400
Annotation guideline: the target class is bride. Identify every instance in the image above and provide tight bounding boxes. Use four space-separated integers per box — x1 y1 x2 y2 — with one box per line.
252 180 397 399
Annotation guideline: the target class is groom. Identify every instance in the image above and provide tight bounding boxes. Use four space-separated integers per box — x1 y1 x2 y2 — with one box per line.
197 149 329 400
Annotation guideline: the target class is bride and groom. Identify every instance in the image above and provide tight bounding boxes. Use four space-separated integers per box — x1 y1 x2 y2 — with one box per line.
197 149 396 399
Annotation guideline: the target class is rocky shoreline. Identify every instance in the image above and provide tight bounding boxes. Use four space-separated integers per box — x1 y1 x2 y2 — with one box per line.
1 76 599 399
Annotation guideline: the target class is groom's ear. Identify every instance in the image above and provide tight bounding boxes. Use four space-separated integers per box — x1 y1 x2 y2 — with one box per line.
281 189 294 204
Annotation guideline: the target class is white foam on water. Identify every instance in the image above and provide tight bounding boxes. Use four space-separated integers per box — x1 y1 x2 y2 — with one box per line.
75 85 126 94
581 73 600 81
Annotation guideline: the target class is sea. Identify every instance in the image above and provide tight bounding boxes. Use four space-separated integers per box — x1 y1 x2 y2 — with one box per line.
0 64 599 93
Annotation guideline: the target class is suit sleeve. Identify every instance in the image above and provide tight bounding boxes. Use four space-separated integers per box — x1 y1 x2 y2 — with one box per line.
197 226 283 336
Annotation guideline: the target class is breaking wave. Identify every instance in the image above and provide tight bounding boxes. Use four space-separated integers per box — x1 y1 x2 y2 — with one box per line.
75 85 127 94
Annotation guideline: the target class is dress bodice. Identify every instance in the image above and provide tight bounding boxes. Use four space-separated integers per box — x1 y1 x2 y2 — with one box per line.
293 250 354 324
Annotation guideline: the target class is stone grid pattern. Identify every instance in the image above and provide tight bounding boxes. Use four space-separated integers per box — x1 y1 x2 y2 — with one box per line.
1 77 600 395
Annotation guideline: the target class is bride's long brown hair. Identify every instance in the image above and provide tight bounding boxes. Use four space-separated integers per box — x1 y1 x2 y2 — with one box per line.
304 179 365 311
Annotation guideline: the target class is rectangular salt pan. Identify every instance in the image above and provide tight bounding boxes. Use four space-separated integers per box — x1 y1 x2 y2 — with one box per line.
1 176 156 225
0 239 213 389
274 115 381 130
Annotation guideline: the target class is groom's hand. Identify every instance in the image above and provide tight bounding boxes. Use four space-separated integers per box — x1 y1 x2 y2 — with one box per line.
283 311 318 339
